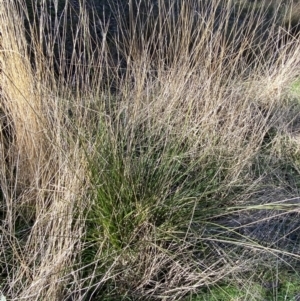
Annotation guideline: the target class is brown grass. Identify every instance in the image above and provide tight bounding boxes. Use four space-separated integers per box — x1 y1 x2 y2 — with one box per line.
1 1 87 299
1 0 300 300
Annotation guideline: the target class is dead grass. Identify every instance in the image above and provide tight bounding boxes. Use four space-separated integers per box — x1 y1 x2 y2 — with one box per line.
1 0 300 300
1 1 88 299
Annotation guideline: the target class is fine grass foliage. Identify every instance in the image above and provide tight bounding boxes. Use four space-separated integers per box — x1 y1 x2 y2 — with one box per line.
1 0 300 300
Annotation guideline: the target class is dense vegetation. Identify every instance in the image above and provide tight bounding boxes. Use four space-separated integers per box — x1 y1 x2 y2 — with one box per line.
1 0 300 300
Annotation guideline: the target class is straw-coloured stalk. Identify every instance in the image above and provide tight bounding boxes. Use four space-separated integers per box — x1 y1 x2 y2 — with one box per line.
0 0 45 188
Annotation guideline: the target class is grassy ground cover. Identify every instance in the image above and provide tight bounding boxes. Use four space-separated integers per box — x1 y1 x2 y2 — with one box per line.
1 0 300 300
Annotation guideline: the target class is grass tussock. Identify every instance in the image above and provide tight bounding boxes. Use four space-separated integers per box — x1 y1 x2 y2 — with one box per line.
1 0 300 300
